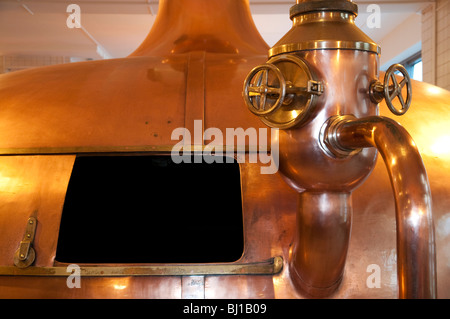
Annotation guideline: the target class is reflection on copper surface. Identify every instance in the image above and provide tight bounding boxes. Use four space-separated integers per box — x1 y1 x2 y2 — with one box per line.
430 136 450 156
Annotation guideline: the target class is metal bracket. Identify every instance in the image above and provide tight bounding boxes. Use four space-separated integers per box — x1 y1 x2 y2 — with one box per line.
307 80 324 95
14 216 37 269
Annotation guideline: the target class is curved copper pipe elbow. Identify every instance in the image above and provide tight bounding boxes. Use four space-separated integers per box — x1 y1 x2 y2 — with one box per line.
289 191 352 298
326 115 437 298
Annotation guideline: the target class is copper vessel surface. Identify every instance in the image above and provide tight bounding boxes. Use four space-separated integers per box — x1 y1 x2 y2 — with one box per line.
0 0 449 299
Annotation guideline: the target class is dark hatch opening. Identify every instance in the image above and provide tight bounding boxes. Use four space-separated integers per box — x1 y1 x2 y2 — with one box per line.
55 155 244 264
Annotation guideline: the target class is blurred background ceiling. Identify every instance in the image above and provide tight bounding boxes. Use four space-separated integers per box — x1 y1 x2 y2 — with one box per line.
0 0 435 70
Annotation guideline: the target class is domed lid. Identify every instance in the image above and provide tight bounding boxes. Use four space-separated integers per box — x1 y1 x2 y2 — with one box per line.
0 0 270 155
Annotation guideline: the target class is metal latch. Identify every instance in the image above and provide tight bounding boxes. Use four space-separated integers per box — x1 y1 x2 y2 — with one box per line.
307 80 324 95
14 215 37 268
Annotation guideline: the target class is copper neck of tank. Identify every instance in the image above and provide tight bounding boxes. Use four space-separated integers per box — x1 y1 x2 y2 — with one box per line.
129 0 269 56
292 0 358 16
268 0 379 57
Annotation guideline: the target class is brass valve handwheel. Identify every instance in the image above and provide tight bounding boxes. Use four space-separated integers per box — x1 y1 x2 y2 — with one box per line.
383 64 412 116
243 54 323 129
243 63 286 116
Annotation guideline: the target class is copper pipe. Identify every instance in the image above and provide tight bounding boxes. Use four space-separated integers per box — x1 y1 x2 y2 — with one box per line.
290 192 352 297
328 115 437 299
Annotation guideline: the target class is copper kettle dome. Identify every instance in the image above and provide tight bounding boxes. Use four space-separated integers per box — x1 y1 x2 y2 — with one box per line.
0 0 269 153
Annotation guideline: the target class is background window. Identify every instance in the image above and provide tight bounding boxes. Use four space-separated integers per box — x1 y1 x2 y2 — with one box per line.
401 52 422 81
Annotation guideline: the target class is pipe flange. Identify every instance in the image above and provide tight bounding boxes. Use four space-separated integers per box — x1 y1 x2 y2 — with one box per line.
319 115 362 159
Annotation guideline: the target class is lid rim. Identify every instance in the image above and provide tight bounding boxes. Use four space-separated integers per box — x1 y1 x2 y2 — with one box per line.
268 40 381 57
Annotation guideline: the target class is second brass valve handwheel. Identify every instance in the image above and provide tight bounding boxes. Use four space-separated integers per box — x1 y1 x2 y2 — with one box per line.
384 64 412 115
370 63 412 116
243 63 286 116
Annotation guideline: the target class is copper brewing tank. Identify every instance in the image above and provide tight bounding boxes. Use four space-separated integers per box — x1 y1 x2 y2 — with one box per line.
0 0 449 299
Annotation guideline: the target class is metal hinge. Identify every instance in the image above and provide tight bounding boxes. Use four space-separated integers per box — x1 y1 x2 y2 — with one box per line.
14 215 37 269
